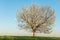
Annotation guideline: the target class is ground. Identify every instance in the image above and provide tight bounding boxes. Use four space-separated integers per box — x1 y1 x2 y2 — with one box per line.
0 36 60 40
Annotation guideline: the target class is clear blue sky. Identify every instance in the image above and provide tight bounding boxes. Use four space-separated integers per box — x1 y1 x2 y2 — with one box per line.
0 0 60 36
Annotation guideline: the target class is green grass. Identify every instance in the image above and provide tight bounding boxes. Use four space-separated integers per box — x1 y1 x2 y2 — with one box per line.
0 36 60 40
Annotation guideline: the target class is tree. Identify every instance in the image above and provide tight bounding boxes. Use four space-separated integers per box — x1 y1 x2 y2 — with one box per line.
16 3 55 37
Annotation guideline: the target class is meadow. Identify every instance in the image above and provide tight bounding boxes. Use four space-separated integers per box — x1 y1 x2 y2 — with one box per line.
0 36 60 40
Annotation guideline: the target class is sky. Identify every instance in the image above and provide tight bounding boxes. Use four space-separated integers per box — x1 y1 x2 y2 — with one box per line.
0 0 60 37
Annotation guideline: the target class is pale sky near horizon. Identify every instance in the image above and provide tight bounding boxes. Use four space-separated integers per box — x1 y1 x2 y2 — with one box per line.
0 0 60 37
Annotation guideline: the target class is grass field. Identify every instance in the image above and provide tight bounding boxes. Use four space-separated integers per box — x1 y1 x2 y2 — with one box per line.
0 36 60 40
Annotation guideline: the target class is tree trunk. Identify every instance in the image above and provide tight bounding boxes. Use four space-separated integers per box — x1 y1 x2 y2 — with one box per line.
33 31 35 37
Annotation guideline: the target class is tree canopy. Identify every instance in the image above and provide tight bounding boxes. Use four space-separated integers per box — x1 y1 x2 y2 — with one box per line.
16 3 55 36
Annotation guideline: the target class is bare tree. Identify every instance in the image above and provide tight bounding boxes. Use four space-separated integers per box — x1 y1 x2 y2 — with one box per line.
16 3 55 37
